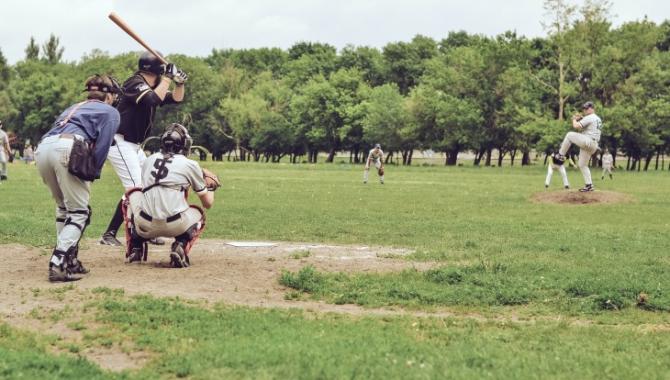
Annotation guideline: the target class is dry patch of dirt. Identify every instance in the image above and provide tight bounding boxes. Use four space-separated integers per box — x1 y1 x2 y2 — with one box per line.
531 190 633 205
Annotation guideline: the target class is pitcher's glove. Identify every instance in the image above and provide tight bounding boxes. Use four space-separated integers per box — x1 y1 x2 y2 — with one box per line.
378 167 385 176
202 168 221 191
573 113 583 121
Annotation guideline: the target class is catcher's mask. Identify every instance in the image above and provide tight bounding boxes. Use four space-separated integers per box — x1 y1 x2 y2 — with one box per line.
160 123 192 156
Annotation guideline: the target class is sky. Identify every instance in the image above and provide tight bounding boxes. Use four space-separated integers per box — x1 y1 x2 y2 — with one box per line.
1 0 668 64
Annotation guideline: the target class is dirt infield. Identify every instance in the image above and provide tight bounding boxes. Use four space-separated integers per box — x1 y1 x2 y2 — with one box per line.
0 239 428 313
531 190 633 205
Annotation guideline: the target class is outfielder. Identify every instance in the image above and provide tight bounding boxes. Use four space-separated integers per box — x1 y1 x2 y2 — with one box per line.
601 149 614 180
554 101 602 192
100 51 188 246
35 75 121 282
124 123 217 268
364 144 385 184
0 120 10 181
545 154 570 189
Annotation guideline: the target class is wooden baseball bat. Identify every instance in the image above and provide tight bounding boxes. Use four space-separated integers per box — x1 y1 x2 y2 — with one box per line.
108 12 168 65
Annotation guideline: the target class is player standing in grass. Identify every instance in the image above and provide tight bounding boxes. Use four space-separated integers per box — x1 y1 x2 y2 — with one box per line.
0 120 11 181
99 51 188 246
601 149 614 180
553 101 602 192
364 143 385 184
545 153 570 190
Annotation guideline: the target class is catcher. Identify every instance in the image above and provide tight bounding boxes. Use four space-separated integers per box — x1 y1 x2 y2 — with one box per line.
123 123 220 268
364 143 385 184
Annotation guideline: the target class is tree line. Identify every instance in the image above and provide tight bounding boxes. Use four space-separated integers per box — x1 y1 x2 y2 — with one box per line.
1 0 669 170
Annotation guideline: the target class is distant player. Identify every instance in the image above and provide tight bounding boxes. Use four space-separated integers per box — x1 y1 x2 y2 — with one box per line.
601 149 614 180
553 101 602 192
364 143 385 184
545 153 570 190
124 123 218 268
0 120 10 181
100 51 188 246
35 75 121 281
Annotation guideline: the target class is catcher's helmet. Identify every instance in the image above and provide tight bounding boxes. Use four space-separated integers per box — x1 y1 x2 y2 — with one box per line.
138 51 166 75
160 123 192 156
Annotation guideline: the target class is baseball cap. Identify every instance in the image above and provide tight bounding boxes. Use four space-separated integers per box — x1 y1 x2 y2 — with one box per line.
374 143 381 149
582 101 595 110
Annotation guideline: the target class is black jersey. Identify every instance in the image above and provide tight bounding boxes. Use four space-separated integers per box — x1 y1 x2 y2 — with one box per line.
116 73 178 144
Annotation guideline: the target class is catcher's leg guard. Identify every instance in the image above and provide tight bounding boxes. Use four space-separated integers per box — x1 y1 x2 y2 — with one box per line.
49 249 83 282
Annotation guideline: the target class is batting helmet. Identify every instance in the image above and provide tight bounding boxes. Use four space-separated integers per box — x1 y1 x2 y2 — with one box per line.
160 123 192 156
138 51 166 75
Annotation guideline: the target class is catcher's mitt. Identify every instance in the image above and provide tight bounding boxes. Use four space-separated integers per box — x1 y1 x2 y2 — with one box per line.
378 167 385 176
202 168 221 191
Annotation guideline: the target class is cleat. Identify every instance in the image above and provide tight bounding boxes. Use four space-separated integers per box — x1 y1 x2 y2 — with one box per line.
545 184 549 189
49 266 82 282
564 185 570 190
149 237 165 245
99 232 122 246
170 242 189 268
0 175 7 181
127 247 143 263
68 258 90 274
579 184 594 192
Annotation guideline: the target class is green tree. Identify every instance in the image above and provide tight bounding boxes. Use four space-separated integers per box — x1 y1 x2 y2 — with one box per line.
24 37 39 61
42 34 65 64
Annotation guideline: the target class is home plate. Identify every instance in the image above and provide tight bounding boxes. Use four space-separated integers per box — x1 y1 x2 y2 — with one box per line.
226 241 278 248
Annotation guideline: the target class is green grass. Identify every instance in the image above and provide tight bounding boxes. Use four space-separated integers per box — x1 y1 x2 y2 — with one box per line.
2 161 670 378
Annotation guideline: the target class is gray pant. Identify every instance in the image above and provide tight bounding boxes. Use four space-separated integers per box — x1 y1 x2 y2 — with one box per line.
0 150 7 177
35 136 91 254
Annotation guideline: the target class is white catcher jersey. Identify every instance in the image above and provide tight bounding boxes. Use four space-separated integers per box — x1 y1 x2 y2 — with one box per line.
139 152 207 219
367 148 384 162
579 114 602 142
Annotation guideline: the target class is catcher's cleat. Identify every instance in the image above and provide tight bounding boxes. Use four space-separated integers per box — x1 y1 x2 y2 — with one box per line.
49 266 83 282
579 184 594 192
127 247 144 263
149 237 165 245
100 232 122 246
170 242 189 268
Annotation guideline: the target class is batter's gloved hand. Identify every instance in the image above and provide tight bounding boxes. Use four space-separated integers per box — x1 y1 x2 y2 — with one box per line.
173 69 188 85
164 63 179 79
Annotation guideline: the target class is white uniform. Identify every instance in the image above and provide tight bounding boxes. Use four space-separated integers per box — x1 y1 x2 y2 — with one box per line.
559 113 602 185
601 153 614 179
126 152 207 245
107 134 147 189
0 129 9 179
364 148 384 183
545 162 569 188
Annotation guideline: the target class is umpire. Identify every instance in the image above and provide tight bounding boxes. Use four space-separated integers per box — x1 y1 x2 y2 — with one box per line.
100 51 188 246
36 75 121 282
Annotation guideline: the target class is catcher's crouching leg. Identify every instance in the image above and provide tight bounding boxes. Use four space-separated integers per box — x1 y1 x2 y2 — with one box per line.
170 207 206 268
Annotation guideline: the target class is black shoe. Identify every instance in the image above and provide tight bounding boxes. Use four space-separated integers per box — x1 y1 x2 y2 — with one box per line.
170 242 189 268
127 247 143 263
545 184 549 189
100 232 122 246
149 237 165 245
579 184 594 192
0 175 6 181
564 185 570 190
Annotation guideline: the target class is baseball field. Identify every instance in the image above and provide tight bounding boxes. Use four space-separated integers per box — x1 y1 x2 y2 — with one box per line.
1 161 669 379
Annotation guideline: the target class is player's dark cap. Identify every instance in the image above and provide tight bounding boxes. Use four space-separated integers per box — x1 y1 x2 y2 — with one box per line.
138 51 166 75
582 101 595 110
374 143 381 149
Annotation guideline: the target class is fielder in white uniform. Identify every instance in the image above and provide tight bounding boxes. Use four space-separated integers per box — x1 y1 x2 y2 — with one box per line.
0 121 11 181
554 101 602 192
545 154 570 189
100 51 188 246
364 144 385 184
601 149 614 180
124 124 215 268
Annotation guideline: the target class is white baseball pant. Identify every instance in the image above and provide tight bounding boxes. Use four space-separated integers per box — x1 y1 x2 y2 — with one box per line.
559 132 598 185
545 165 569 188
364 160 383 183
107 134 147 190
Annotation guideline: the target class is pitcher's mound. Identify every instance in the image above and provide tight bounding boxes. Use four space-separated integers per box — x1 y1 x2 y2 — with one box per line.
531 190 633 205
